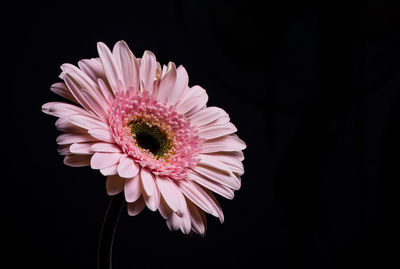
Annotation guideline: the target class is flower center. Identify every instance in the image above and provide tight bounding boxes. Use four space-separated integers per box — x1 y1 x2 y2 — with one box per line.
109 91 203 180
129 119 171 158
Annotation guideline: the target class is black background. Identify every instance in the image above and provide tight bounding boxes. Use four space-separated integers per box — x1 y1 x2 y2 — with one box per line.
4 1 400 268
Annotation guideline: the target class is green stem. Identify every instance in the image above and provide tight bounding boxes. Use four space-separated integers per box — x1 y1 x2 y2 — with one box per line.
97 192 125 269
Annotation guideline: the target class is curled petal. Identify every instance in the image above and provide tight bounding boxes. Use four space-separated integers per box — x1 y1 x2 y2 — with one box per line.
50 82 77 103
176 86 208 116
187 170 235 200
100 164 118 176
200 134 246 153
187 200 207 236
156 176 185 213
88 128 115 143
81 90 109 122
124 174 142 203
178 179 224 220
58 145 71 155
194 156 241 189
63 154 91 167
166 212 181 231
127 197 146 216
140 169 156 196
69 142 95 155
158 196 173 220
189 106 229 128
78 58 106 83
143 189 160 212
42 102 91 118
197 122 237 140
55 117 86 133
69 114 108 130
117 157 140 178
90 152 122 169
200 151 245 168
106 175 126 196
57 133 98 145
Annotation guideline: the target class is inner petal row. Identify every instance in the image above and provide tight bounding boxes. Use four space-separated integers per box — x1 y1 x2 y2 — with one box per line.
109 90 203 180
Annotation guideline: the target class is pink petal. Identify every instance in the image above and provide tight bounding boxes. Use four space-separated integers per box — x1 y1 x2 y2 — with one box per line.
90 152 122 169
158 196 173 219
167 65 189 105
91 143 122 153
140 170 160 211
69 114 108 130
63 73 97 113
81 90 109 122
200 134 246 153
106 175 126 196
97 78 114 104
124 175 142 202
42 102 91 118
200 151 244 163
179 202 191 234
117 157 139 178
112 41 139 91
166 213 181 231
56 133 98 145
186 170 234 200
175 86 208 116
197 122 237 140
143 188 160 212
140 169 156 196
213 114 231 125
139 50 158 93
156 62 177 102
156 176 185 213
189 106 229 127
88 128 115 143
160 64 167 77
208 154 244 175
204 189 225 223
55 116 86 133
63 154 91 167
69 142 95 155
57 145 70 155
97 42 121 93
164 200 191 234
50 82 77 103
78 58 105 83
100 164 118 176
178 180 220 216
127 197 146 216
198 153 243 181
187 200 206 236
61 64 100 97
192 164 240 190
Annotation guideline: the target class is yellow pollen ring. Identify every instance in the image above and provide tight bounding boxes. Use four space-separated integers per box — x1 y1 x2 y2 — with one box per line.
126 116 176 159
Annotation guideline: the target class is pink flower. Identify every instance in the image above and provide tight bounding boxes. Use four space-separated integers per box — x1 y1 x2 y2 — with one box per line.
42 41 246 235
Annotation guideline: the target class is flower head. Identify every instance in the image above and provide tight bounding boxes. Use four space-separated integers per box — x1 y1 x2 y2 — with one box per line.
42 41 246 235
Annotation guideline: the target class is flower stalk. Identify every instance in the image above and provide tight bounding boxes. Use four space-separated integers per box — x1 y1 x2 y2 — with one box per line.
98 192 125 269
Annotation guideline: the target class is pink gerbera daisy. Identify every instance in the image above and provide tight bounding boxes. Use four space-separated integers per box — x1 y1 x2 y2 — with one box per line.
42 41 246 235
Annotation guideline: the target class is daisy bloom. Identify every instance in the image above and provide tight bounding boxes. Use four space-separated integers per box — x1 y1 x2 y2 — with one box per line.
42 41 246 235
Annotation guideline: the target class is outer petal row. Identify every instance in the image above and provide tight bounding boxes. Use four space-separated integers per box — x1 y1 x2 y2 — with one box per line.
102 166 222 235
